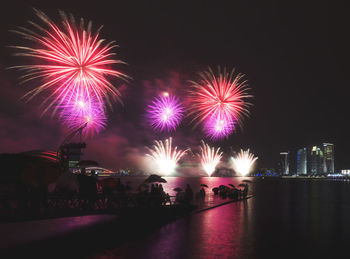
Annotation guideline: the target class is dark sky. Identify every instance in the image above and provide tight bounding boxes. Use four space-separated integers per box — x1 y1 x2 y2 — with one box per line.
0 0 349 171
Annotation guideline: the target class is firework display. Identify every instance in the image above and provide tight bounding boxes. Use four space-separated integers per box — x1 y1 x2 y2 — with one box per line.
199 141 223 176
9 10 257 174
189 67 252 139
59 91 107 136
231 149 258 176
11 9 128 136
146 137 188 175
146 93 184 132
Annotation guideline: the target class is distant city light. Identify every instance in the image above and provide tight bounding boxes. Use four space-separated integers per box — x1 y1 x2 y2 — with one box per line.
341 170 350 175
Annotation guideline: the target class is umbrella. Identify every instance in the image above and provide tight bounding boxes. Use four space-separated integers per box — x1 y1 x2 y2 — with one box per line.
219 185 229 190
242 179 252 183
144 174 167 183
212 187 219 194
200 184 208 188
228 184 235 188
173 187 183 192
238 183 247 187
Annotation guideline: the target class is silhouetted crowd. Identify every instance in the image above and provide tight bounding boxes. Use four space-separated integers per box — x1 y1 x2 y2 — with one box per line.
212 184 248 200
0 172 249 221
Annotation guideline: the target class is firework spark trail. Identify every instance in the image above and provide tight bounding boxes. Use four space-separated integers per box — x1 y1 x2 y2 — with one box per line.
199 141 223 176
146 137 189 176
146 93 184 132
231 149 258 176
10 9 129 115
59 91 107 137
189 67 252 139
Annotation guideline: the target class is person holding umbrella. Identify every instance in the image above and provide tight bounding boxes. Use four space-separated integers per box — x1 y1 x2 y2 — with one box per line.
199 184 208 199
174 187 185 204
185 184 194 203
242 180 251 197
238 183 248 198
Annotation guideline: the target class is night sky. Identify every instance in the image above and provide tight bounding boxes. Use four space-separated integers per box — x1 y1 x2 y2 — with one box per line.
0 0 349 171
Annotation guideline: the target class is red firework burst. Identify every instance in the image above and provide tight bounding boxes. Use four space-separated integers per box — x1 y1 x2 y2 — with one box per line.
11 9 129 114
189 67 252 138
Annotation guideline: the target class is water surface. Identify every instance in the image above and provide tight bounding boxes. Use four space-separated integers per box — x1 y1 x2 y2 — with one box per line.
92 177 350 259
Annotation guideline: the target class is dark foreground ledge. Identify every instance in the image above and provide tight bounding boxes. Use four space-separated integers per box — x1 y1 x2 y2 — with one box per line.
0 205 197 258
0 197 253 258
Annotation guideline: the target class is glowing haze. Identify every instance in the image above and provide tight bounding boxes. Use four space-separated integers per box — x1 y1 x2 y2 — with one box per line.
146 92 184 132
231 149 258 176
189 67 252 140
199 141 223 176
146 137 188 176
11 9 128 133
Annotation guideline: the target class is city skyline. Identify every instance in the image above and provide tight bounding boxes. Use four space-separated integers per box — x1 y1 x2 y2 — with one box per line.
278 142 336 175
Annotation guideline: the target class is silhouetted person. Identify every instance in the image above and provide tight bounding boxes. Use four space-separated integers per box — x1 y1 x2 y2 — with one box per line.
200 187 206 199
243 184 248 198
164 193 171 205
115 178 125 194
151 184 156 194
185 184 193 203
239 189 243 199
219 185 227 198
233 188 239 200
77 170 97 210
87 171 98 209
175 190 186 205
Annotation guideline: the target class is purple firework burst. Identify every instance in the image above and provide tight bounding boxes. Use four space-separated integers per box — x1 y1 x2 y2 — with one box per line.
59 91 107 137
203 114 236 140
146 93 184 132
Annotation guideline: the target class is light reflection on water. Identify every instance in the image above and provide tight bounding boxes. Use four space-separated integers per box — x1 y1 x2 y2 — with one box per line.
92 177 350 259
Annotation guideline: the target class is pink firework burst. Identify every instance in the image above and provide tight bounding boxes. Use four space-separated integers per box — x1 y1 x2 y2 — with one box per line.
11 9 128 114
189 67 252 139
203 114 236 140
146 93 184 132
59 91 107 137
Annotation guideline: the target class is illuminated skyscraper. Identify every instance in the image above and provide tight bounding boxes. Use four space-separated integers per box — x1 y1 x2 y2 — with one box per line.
309 146 324 174
296 148 307 175
280 152 289 175
322 143 334 174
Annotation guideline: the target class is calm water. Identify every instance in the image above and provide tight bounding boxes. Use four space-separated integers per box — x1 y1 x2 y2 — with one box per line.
91 177 350 259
